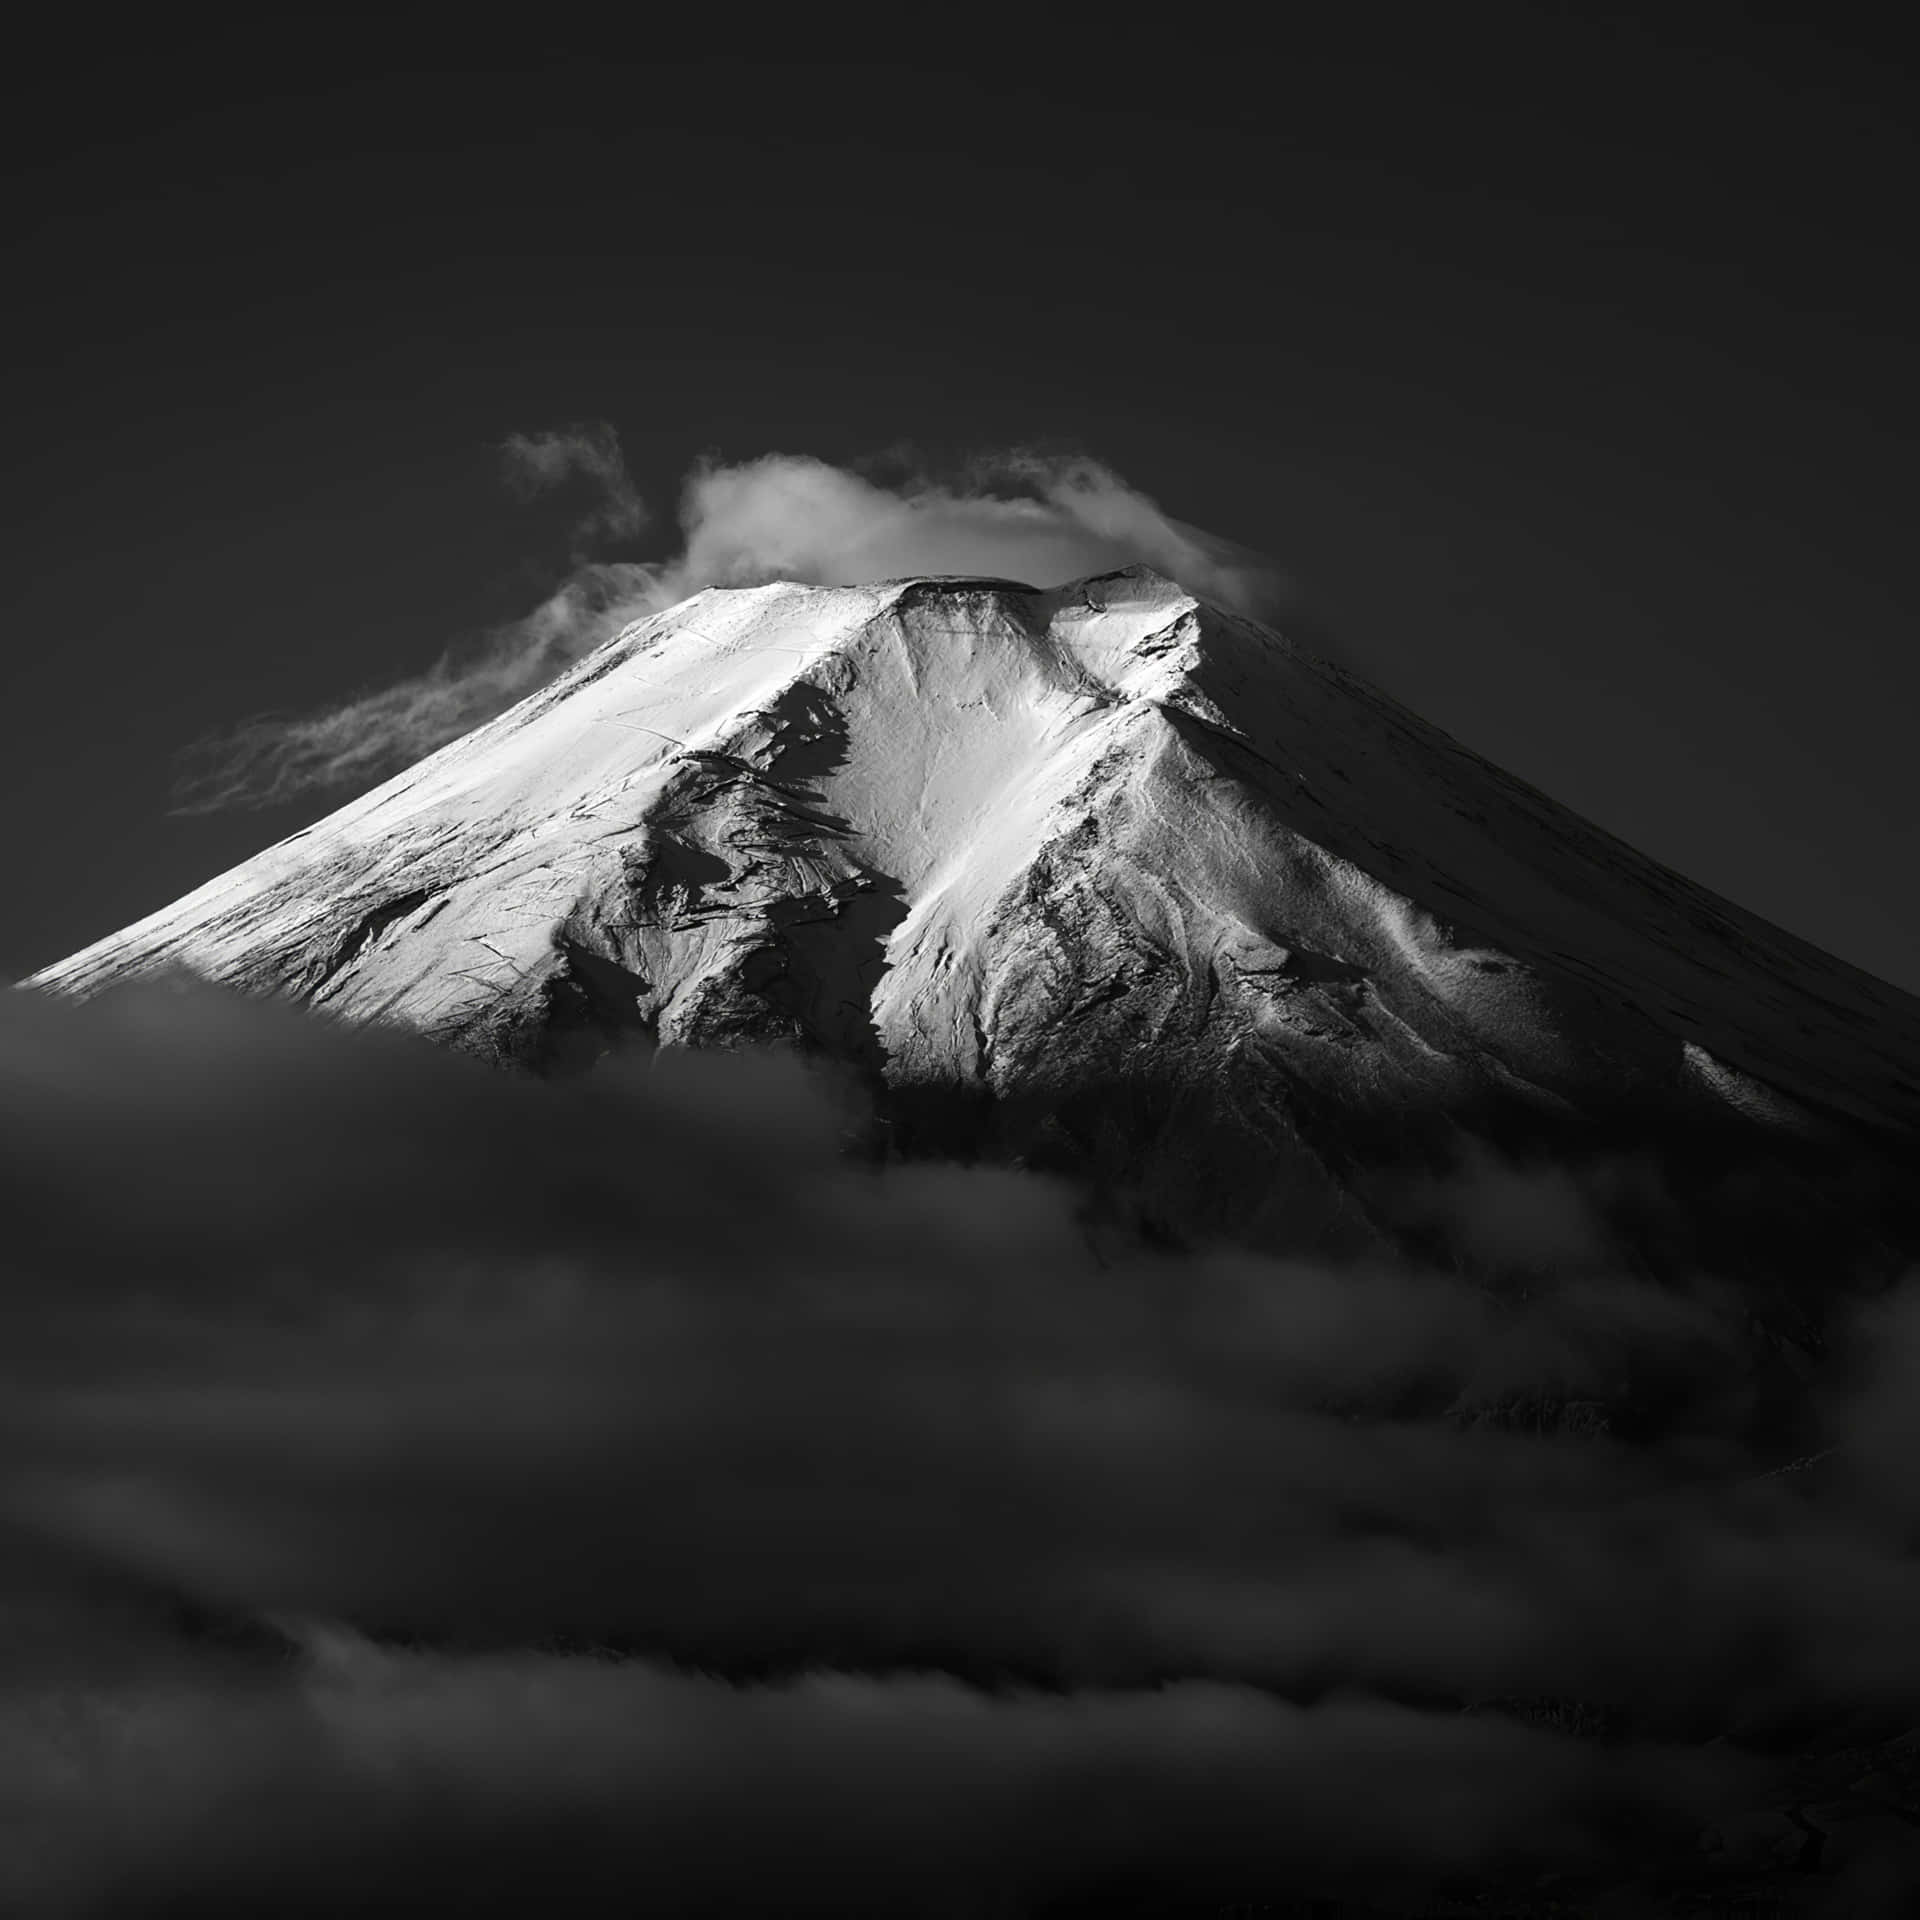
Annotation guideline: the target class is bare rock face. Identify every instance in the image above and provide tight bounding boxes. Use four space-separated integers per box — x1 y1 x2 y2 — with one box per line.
29 567 1920 1285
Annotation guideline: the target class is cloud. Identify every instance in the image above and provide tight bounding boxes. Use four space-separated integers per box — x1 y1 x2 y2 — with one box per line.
4 977 1920 1905
172 563 656 812
175 445 1286 812
0 1637 1735 1918
499 421 647 548
657 450 1283 615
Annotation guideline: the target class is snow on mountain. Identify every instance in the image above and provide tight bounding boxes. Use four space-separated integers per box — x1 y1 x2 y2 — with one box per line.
29 566 1920 1266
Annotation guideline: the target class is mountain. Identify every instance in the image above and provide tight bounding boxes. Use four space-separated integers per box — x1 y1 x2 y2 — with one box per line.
29 566 1920 1296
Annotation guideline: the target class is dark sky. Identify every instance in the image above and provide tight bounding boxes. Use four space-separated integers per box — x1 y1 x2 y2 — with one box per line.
4 11 1915 990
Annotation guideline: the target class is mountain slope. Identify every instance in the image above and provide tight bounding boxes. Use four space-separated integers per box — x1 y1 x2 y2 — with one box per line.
30 566 1920 1271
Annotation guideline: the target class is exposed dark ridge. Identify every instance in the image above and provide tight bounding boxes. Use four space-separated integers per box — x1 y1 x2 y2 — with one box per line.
532 939 659 1077
874 572 1044 594
302 887 438 1000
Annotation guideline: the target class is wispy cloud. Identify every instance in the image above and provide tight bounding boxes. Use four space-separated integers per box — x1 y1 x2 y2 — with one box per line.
657 449 1283 614
174 442 1286 812
499 421 647 549
173 564 654 813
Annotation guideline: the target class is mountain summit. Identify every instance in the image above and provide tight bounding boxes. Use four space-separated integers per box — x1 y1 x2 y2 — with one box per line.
31 566 1920 1279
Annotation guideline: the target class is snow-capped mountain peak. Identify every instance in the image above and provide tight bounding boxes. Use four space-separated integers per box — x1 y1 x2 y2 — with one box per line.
30 567 1920 1263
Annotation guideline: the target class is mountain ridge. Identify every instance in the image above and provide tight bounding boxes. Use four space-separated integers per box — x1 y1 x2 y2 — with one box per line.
28 565 1920 1278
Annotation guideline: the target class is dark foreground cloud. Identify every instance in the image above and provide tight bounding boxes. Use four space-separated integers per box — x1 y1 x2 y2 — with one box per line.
0 1637 1729 1919
174 441 1284 811
2 979 1918 1910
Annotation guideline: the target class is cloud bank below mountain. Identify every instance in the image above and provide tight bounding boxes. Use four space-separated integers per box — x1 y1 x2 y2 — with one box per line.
3 977 1919 1909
